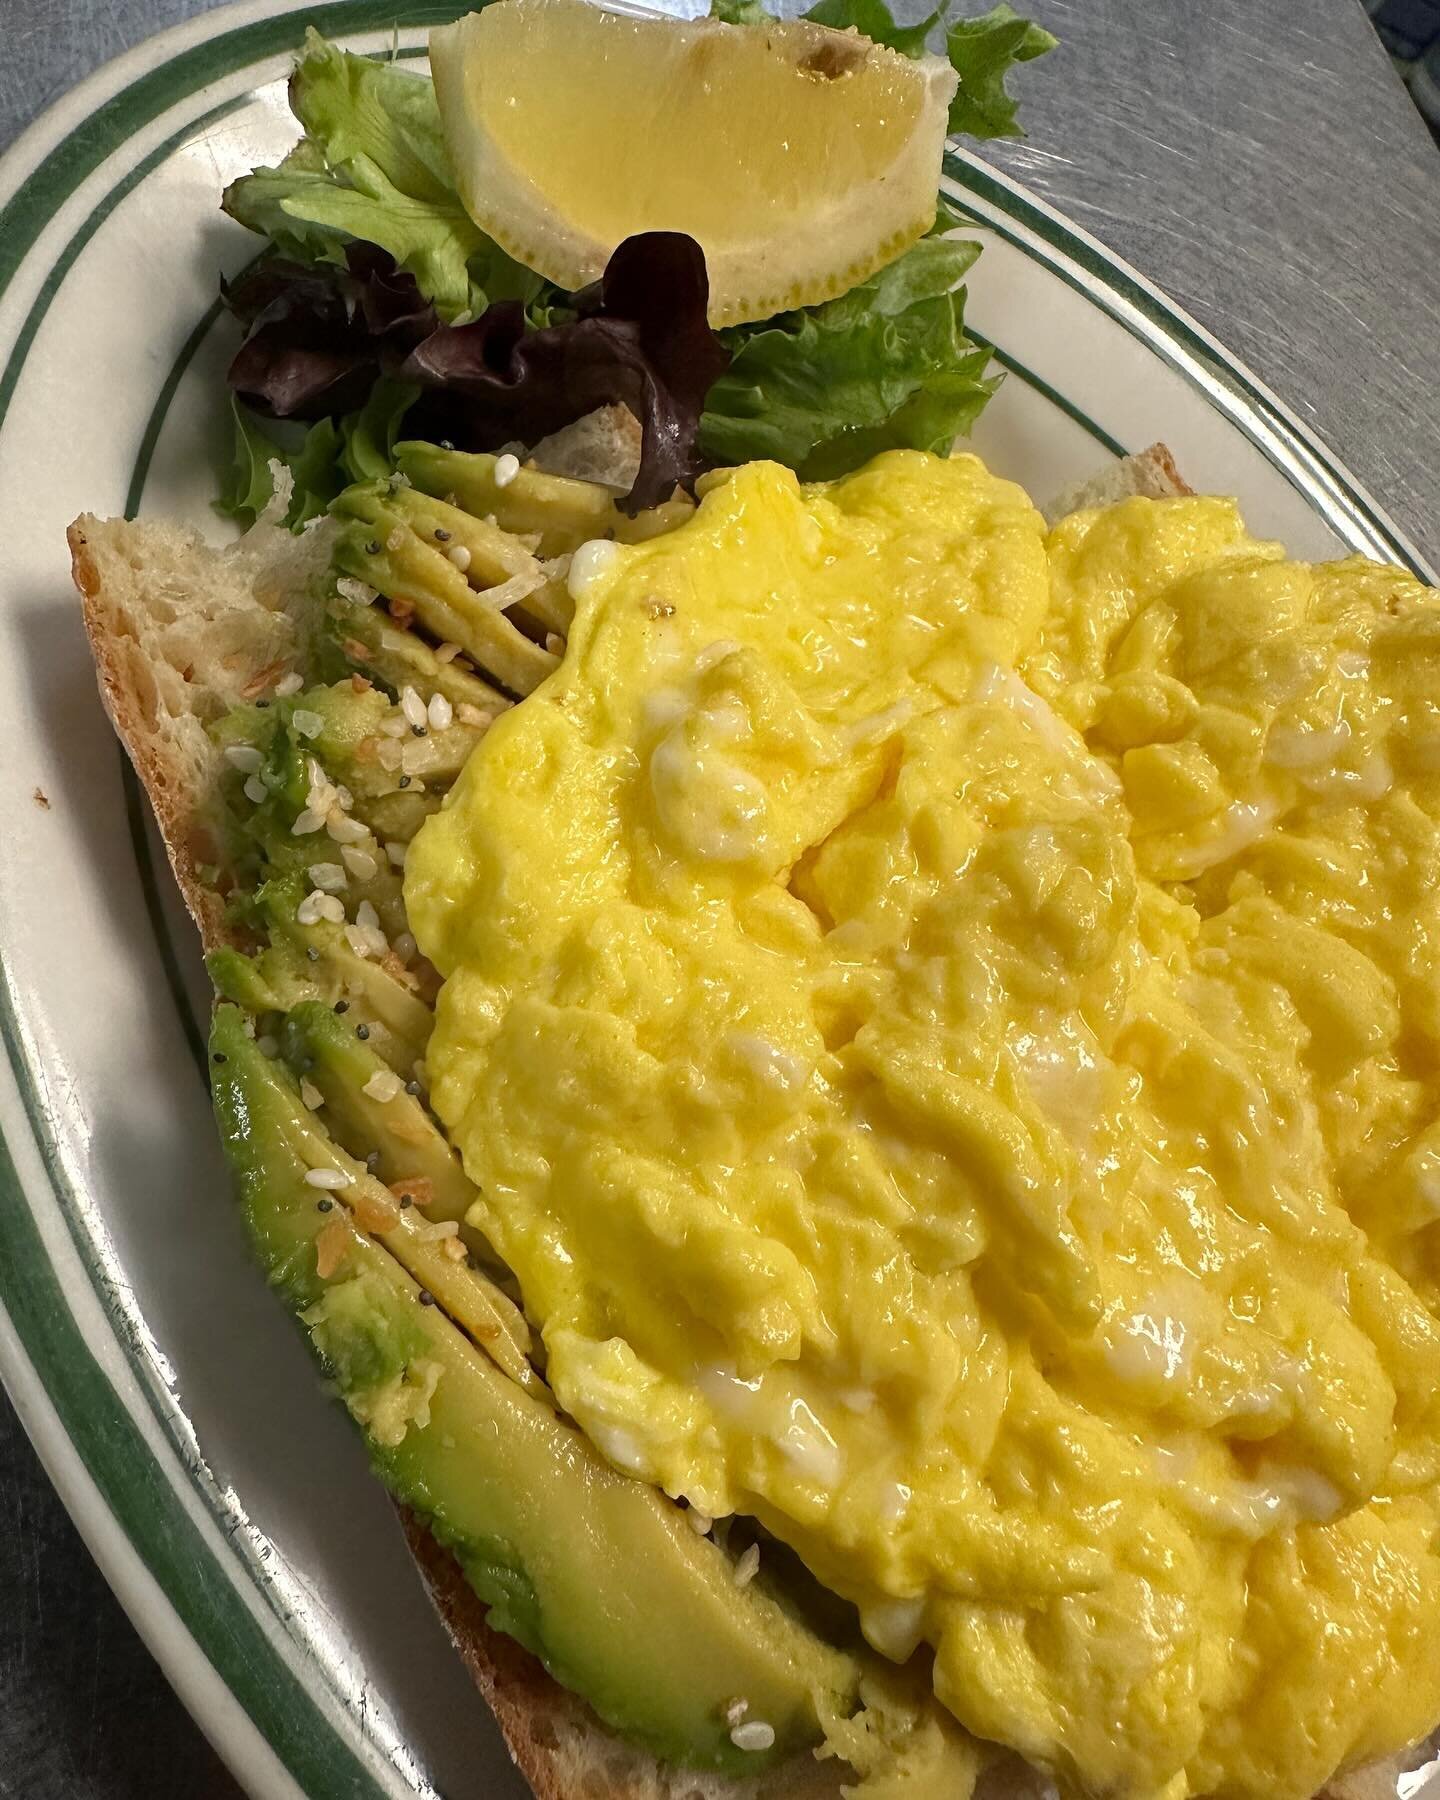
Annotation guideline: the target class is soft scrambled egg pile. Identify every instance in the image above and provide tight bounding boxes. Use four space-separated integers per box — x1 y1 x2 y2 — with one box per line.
407 451 1440 1799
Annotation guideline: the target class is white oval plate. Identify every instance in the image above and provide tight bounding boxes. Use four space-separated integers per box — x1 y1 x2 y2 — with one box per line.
0 5 1434 1797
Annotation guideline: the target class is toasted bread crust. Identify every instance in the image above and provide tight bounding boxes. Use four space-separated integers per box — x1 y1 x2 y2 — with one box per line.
70 519 240 951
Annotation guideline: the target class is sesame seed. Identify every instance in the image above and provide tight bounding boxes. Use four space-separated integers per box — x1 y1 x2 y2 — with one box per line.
393 932 417 965
316 1196 334 1212
417 1289 435 1306
493 453 520 488
305 1167 350 1190
243 775 268 805
365 539 381 555
398 775 412 789
333 1000 349 1014
427 692 453 731
456 703 494 729
545 633 565 657
307 862 347 894
255 699 271 709
356 900 380 932
343 925 373 959
211 1052 227 1065
317 894 346 924
291 806 325 836
300 1078 324 1110
433 528 451 543
225 744 263 773
405 1079 422 1096
730 1721 774 1754
356 1024 371 1040
341 844 378 881
400 686 428 731
385 841 407 868
291 708 324 740
733 1544 760 1589
447 544 472 573
327 810 369 845
363 1070 404 1102
274 672 304 698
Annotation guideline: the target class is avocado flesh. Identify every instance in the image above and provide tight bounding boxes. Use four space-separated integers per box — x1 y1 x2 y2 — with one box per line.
395 442 695 558
331 489 559 695
211 1006 859 1771
281 1000 511 1278
252 876 432 1070
334 601 512 715
355 788 442 844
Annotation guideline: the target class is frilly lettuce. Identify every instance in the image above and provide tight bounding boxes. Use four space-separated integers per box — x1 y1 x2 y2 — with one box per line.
223 32 545 322
699 236 997 477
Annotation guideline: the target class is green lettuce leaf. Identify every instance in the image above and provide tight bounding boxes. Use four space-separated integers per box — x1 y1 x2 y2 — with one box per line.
699 236 997 475
712 0 1056 139
339 377 421 483
223 33 544 321
216 398 348 530
709 0 772 21
943 4 1057 140
801 0 944 58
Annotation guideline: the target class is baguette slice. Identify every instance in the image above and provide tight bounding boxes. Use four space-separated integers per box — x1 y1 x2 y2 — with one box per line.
68 444 1205 1800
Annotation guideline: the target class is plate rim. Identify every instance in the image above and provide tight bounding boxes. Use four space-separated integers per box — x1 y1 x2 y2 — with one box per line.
0 5 1434 1798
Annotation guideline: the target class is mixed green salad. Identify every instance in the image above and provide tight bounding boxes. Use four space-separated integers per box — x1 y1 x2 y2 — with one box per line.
219 0 1053 526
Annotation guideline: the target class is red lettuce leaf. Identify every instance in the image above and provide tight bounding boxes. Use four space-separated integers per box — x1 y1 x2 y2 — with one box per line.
224 234 726 512
225 244 438 420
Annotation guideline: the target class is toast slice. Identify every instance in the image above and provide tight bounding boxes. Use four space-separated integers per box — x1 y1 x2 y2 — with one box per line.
67 443 1198 1799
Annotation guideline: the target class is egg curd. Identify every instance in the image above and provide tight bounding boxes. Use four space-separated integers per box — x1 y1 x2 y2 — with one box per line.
406 450 1440 1800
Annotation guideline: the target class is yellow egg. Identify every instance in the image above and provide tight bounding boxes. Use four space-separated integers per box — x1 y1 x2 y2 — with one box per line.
406 450 1440 1799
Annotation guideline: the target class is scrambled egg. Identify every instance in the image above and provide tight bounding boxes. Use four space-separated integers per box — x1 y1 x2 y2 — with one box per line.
406 451 1440 1799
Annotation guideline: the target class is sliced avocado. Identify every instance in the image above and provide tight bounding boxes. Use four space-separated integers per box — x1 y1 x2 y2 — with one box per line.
211 1005 860 1771
397 441 616 557
354 787 443 845
213 1005 538 1392
395 441 695 558
251 875 432 1073
331 486 559 695
208 943 319 1015
281 999 487 1238
387 719 486 788
333 598 512 715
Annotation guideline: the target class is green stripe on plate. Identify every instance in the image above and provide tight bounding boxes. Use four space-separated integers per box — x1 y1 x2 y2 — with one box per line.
0 925 394 1797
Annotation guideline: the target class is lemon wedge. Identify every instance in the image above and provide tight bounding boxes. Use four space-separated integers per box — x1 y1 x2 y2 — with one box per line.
429 0 958 327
